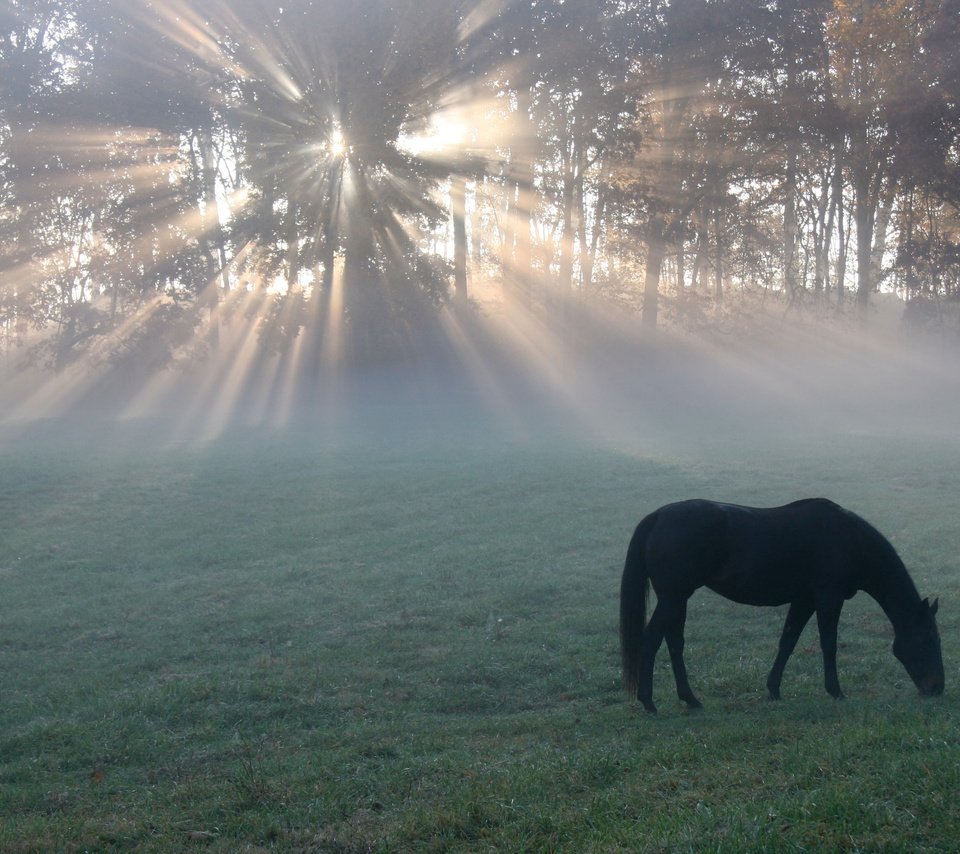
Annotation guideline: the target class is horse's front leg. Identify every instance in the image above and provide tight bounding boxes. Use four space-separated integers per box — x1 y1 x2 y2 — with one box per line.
767 598 815 700
664 597 701 709
816 599 845 699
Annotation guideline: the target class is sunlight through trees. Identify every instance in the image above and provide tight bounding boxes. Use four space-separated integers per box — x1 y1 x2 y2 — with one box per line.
1 0 958 376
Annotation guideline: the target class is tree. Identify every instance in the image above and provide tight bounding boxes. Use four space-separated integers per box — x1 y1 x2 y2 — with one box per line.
615 0 773 328
0 1 87 350
526 1 640 296
4 0 960 371
827 0 941 314
223 0 463 362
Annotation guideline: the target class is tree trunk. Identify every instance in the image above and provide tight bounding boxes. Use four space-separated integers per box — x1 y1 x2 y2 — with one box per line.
851 121 879 315
822 153 842 295
676 235 686 292
642 213 666 330
451 174 468 303
901 184 916 296
197 126 229 289
854 168 874 315
813 164 830 295
341 160 382 360
557 172 577 291
869 179 896 293
714 209 724 301
783 141 800 300
835 175 848 305
284 195 299 287
510 86 536 301
557 121 581 291
469 180 482 272
502 171 517 279
580 159 607 294
194 125 226 348
690 222 703 291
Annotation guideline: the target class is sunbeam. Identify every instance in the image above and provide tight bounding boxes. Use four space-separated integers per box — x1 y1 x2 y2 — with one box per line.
3 0 957 446
1 0 548 432
166 285 272 443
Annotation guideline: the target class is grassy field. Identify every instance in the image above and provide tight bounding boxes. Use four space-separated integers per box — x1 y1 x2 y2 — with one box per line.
1 402 959 851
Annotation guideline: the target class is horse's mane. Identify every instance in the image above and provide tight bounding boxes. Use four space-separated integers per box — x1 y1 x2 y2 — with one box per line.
839 504 920 603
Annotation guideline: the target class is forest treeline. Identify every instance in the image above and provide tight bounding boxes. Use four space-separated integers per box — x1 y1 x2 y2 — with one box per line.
1 0 959 370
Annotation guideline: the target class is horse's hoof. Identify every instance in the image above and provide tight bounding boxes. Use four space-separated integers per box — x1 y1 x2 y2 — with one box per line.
768 690 781 701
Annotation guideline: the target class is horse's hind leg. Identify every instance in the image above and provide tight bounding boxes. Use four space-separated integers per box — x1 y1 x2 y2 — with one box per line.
638 595 697 713
767 599 815 700
637 600 672 714
816 599 845 699
664 598 701 709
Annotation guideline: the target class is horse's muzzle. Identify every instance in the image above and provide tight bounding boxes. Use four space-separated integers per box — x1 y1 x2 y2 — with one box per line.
918 677 944 697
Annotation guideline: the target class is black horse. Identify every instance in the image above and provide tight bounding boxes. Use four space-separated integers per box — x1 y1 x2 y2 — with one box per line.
620 498 944 713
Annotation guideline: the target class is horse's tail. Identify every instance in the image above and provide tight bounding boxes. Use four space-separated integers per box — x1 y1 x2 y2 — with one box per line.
620 511 657 695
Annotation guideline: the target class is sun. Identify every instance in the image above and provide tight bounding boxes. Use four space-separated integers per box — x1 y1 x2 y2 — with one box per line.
328 128 346 157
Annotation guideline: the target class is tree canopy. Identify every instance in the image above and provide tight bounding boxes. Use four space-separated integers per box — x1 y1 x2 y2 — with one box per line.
1 0 958 373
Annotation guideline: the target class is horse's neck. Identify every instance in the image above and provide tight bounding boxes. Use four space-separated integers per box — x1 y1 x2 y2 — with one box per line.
862 558 921 634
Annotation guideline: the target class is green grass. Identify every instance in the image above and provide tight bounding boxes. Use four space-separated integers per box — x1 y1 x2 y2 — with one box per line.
1 413 959 851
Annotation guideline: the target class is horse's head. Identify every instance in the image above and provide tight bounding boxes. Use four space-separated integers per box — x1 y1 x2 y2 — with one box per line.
893 597 944 696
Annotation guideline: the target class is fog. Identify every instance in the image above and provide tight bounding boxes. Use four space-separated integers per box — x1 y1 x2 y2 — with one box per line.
4 295 960 457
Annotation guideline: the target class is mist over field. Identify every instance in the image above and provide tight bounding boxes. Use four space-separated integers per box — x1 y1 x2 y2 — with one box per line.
3 297 960 455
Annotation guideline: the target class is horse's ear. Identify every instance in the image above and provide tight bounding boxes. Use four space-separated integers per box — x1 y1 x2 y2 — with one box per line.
931 597 939 616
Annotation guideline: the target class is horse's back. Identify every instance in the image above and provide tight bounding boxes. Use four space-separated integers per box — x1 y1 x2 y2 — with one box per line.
643 498 860 605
